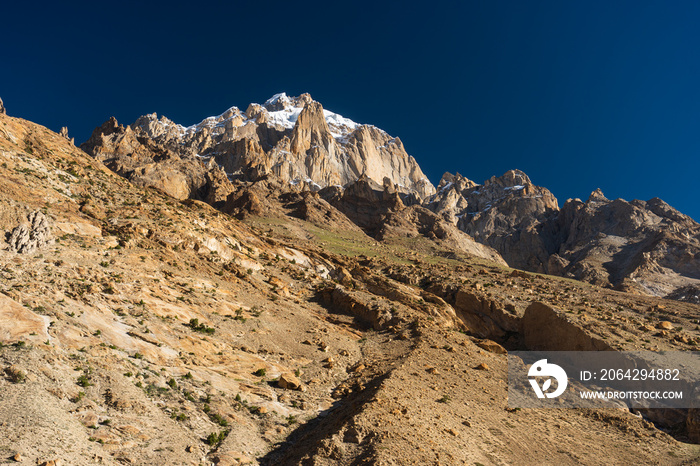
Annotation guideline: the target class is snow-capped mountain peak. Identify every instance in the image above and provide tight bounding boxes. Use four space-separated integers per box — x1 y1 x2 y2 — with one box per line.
84 93 435 198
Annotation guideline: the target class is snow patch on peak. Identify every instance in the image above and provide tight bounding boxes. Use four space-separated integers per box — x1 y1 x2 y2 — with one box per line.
265 92 291 107
439 182 454 193
267 106 303 130
324 110 358 130
263 95 360 137
323 109 359 140
176 105 247 135
217 105 243 119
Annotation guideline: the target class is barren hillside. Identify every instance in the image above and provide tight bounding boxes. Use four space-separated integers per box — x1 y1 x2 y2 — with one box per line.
1 111 699 465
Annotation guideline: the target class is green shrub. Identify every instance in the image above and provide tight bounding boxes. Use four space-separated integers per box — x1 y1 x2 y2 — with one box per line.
206 430 228 446
186 318 215 334
6 367 26 383
77 374 92 387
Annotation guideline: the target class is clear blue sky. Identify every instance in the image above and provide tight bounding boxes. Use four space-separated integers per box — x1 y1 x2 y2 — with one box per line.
3 1 699 221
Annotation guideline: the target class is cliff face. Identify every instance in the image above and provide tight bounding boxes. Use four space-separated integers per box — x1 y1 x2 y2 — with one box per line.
81 93 435 200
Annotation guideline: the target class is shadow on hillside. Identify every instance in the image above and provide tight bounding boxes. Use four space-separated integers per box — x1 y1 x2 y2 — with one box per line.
258 372 391 466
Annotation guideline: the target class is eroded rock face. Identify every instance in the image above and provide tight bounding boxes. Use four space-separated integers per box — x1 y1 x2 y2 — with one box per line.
7 211 52 254
82 93 435 200
0 294 50 343
322 284 403 330
0 97 5 115
320 175 404 235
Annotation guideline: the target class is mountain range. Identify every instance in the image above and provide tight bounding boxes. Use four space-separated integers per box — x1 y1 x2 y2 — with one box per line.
82 93 700 303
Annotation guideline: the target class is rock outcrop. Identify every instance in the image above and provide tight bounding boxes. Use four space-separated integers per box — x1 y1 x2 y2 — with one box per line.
319 176 507 264
0 97 5 115
59 127 74 145
547 193 700 296
319 175 405 235
80 117 229 201
7 211 52 254
521 302 612 351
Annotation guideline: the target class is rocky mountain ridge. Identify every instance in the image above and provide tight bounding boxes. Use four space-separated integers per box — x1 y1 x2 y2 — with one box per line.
428 170 700 299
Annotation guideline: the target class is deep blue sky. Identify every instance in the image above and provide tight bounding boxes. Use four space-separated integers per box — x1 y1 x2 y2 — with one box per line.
3 1 700 221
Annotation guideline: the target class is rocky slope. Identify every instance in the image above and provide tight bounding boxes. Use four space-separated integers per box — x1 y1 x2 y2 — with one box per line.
81 93 434 202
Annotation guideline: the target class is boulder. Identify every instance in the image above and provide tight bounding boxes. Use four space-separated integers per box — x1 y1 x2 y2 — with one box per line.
277 373 302 391
656 321 674 330
474 339 507 354
521 302 611 351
